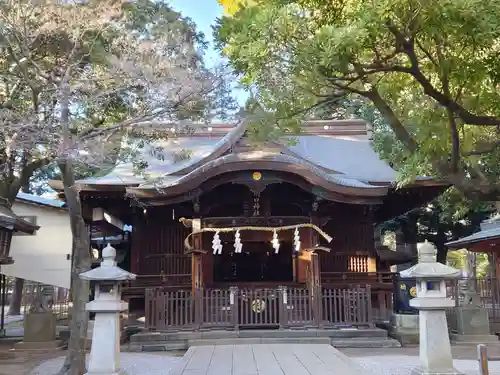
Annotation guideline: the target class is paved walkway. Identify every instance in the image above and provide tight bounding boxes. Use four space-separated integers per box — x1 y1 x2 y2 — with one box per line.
170 344 372 375
27 348 500 375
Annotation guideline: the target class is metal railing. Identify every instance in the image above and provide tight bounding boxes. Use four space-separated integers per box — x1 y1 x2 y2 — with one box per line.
19 283 71 321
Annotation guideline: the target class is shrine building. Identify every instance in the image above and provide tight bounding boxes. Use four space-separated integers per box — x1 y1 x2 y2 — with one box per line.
50 120 447 330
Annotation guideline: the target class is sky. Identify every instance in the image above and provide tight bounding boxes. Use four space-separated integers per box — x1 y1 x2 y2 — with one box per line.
167 0 248 106
168 0 224 67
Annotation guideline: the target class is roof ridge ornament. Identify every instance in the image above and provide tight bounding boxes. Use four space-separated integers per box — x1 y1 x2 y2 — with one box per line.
418 240 437 263
79 243 136 281
102 243 117 267
400 240 460 279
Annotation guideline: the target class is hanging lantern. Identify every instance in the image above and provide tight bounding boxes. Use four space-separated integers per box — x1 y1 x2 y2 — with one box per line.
293 227 301 252
271 230 280 254
234 229 243 253
212 231 223 255
0 228 13 265
0 200 38 264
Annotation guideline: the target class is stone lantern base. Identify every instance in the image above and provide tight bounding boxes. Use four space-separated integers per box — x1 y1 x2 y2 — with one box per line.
450 306 499 345
389 313 419 345
14 311 63 351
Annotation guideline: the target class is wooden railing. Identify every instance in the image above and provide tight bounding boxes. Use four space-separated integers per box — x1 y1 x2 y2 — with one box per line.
145 285 373 331
201 288 232 328
145 288 195 330
124 274 192 299
321 286 372 326
372 290 394 322
321 272 395 286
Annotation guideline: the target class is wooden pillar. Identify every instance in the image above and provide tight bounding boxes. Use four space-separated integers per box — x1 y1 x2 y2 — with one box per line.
190 218 204 329
478 344 490 375
192 254 203 290
310 253 321 288
309 252 322 326
130 221 140 274
191 219 203 292
298 217 317 283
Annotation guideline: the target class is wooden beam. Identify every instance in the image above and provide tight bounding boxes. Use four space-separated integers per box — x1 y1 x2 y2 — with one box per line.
92 207 124 231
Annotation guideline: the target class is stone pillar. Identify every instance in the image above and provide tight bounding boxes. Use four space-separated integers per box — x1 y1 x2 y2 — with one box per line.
79 244 136 375
400 241 463 375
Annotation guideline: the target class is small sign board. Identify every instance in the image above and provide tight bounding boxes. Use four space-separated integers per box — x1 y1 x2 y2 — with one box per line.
393 276 418 314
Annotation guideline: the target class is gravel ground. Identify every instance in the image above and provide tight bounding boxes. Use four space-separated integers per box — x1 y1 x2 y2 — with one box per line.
29 352 499 375
4 315 24 324
355 355 499 375
30 353 181 375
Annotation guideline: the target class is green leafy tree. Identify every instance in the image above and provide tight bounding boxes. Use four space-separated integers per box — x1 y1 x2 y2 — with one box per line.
331 98 496 263
215 0 500 200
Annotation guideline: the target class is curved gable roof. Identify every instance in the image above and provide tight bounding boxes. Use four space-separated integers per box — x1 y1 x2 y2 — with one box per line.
50 120 437 199
126 151 389 198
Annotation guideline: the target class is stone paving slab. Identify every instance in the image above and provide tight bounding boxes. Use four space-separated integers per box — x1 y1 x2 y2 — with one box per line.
27 350 500 375
169 344 374 375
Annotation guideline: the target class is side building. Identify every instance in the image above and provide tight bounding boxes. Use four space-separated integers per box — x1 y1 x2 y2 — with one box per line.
2 193 71 289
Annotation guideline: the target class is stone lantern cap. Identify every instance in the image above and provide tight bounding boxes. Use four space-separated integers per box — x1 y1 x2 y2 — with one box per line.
400 240 461 279
79 244 136 281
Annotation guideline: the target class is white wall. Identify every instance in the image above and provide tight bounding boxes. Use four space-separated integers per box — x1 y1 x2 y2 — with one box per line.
1 202 72 288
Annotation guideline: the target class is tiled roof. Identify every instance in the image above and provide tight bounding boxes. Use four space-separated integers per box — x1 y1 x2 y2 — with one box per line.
16 193 66 208
67 120 436 193
446 220 500 249
287 135 397 182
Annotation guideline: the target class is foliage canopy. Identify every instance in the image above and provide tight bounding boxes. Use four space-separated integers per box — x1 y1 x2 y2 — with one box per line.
216 0 500 200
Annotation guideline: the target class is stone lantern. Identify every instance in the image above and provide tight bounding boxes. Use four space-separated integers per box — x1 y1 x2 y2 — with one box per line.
79 244 136 375
400 240 463 375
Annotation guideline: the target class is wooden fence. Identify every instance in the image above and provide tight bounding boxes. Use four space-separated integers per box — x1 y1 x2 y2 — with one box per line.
145 285 373 331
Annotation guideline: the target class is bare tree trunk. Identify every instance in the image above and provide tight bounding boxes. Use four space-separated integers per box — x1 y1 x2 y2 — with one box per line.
436 245 448 264
57 162 91 375
7 278 24 316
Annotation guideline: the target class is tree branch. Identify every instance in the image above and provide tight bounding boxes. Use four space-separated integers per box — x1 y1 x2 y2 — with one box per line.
7 157 51 203
386 20 500 126
363 88 419 152
463 141 500 157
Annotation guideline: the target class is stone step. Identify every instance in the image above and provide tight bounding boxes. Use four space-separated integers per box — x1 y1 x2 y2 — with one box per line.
130 328 388 343
188 337 332 346
450 333 500 343
331 337 401 348
128 335 400 352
